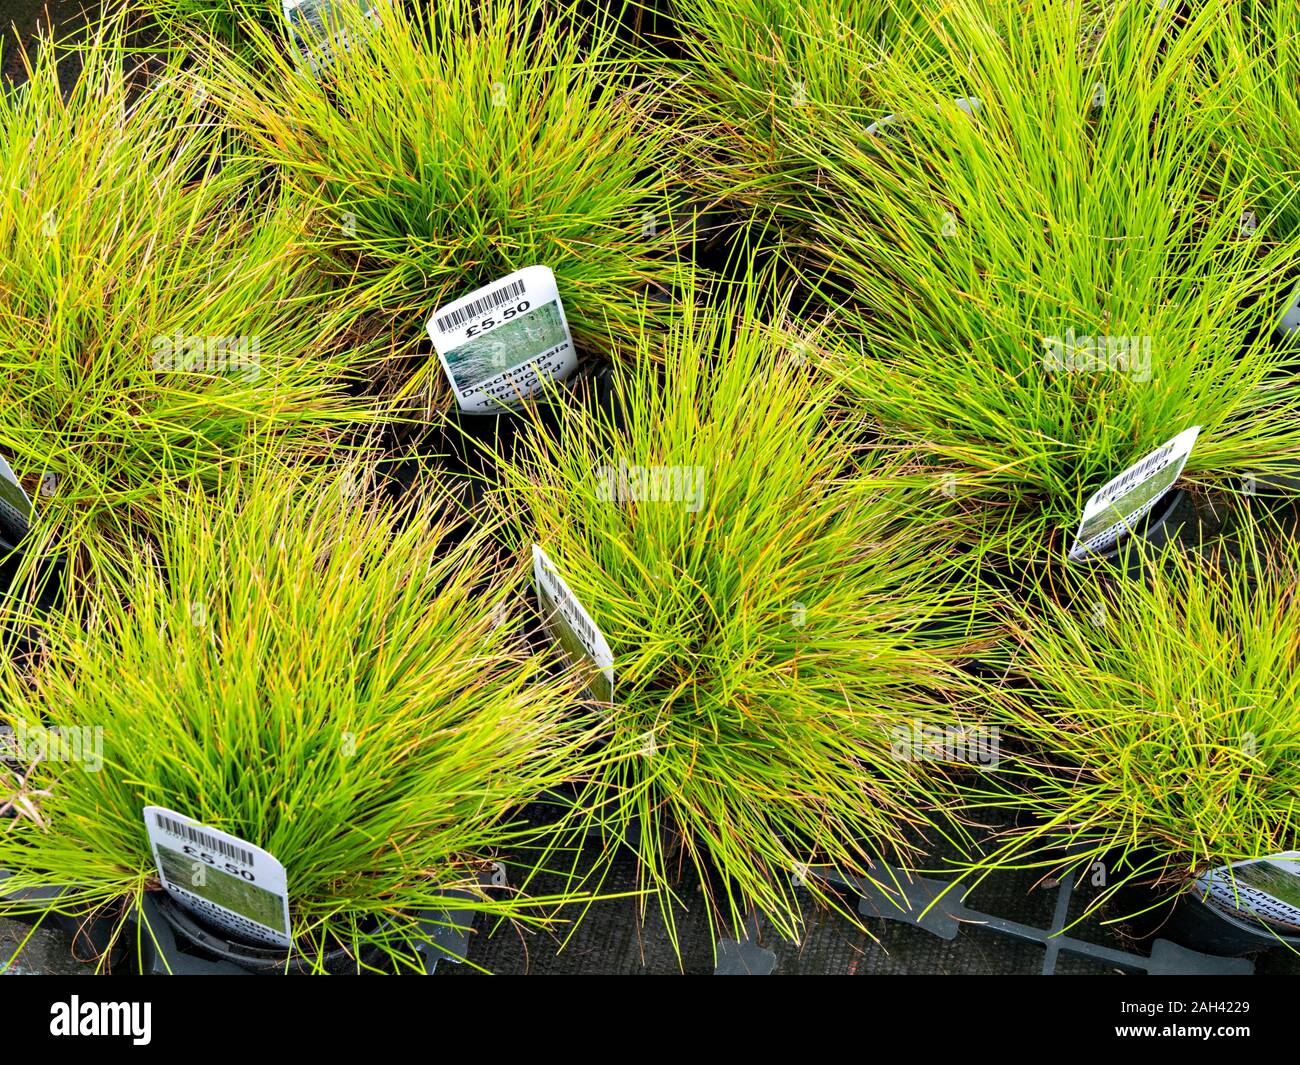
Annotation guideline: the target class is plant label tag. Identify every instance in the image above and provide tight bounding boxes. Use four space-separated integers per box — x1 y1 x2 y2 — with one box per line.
1195 852 1300 932
427 266 577 413
531 544 613 704
1067 425 1200 562
144 806 293 949
1277 278 1300 338
283 0 384 75
0 453 32 547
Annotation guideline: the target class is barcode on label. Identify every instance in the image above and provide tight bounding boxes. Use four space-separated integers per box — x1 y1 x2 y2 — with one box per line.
435 278 526 333
154 813 254 867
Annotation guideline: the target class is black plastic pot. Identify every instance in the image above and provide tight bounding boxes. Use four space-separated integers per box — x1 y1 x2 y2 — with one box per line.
378 364 623 565
1092 487 1204 577
139 889 481 975
144 891 382 975
573 0 683 58
1215 480 1300 563
1275 278 1300 342
1165 887 1300 958
0 546 65 614
1247 461 1300 509
391 362 620 487
0 873 129 969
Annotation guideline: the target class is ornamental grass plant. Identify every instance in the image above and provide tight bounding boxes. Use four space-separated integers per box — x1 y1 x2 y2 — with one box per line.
669 0 1114 262
1201 4 1300 335
967 517 1300 921
204 0 687 404
781 0 1300 559
0 454 604 974
671 0 964 230
490 276 992 947
0 28 373 596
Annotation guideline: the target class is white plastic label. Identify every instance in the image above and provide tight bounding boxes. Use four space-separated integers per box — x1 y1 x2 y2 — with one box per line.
1277 278 1300 338
283 0 383 74
1067 425 1200 562
427 266 577 413
1196 853 1300 932
0 454 32 546
145 806 292 949
531 544 613 704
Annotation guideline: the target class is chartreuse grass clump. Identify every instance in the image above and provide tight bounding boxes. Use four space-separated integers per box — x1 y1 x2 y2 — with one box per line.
0 458 604 974
131 0 284 51
669 0 979 232
492 279 991 947
968 522 1300 916
789 0 1300 557
0 31 372 594
1201 4 1300 327
206 0 686 400
669 0 1113 254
